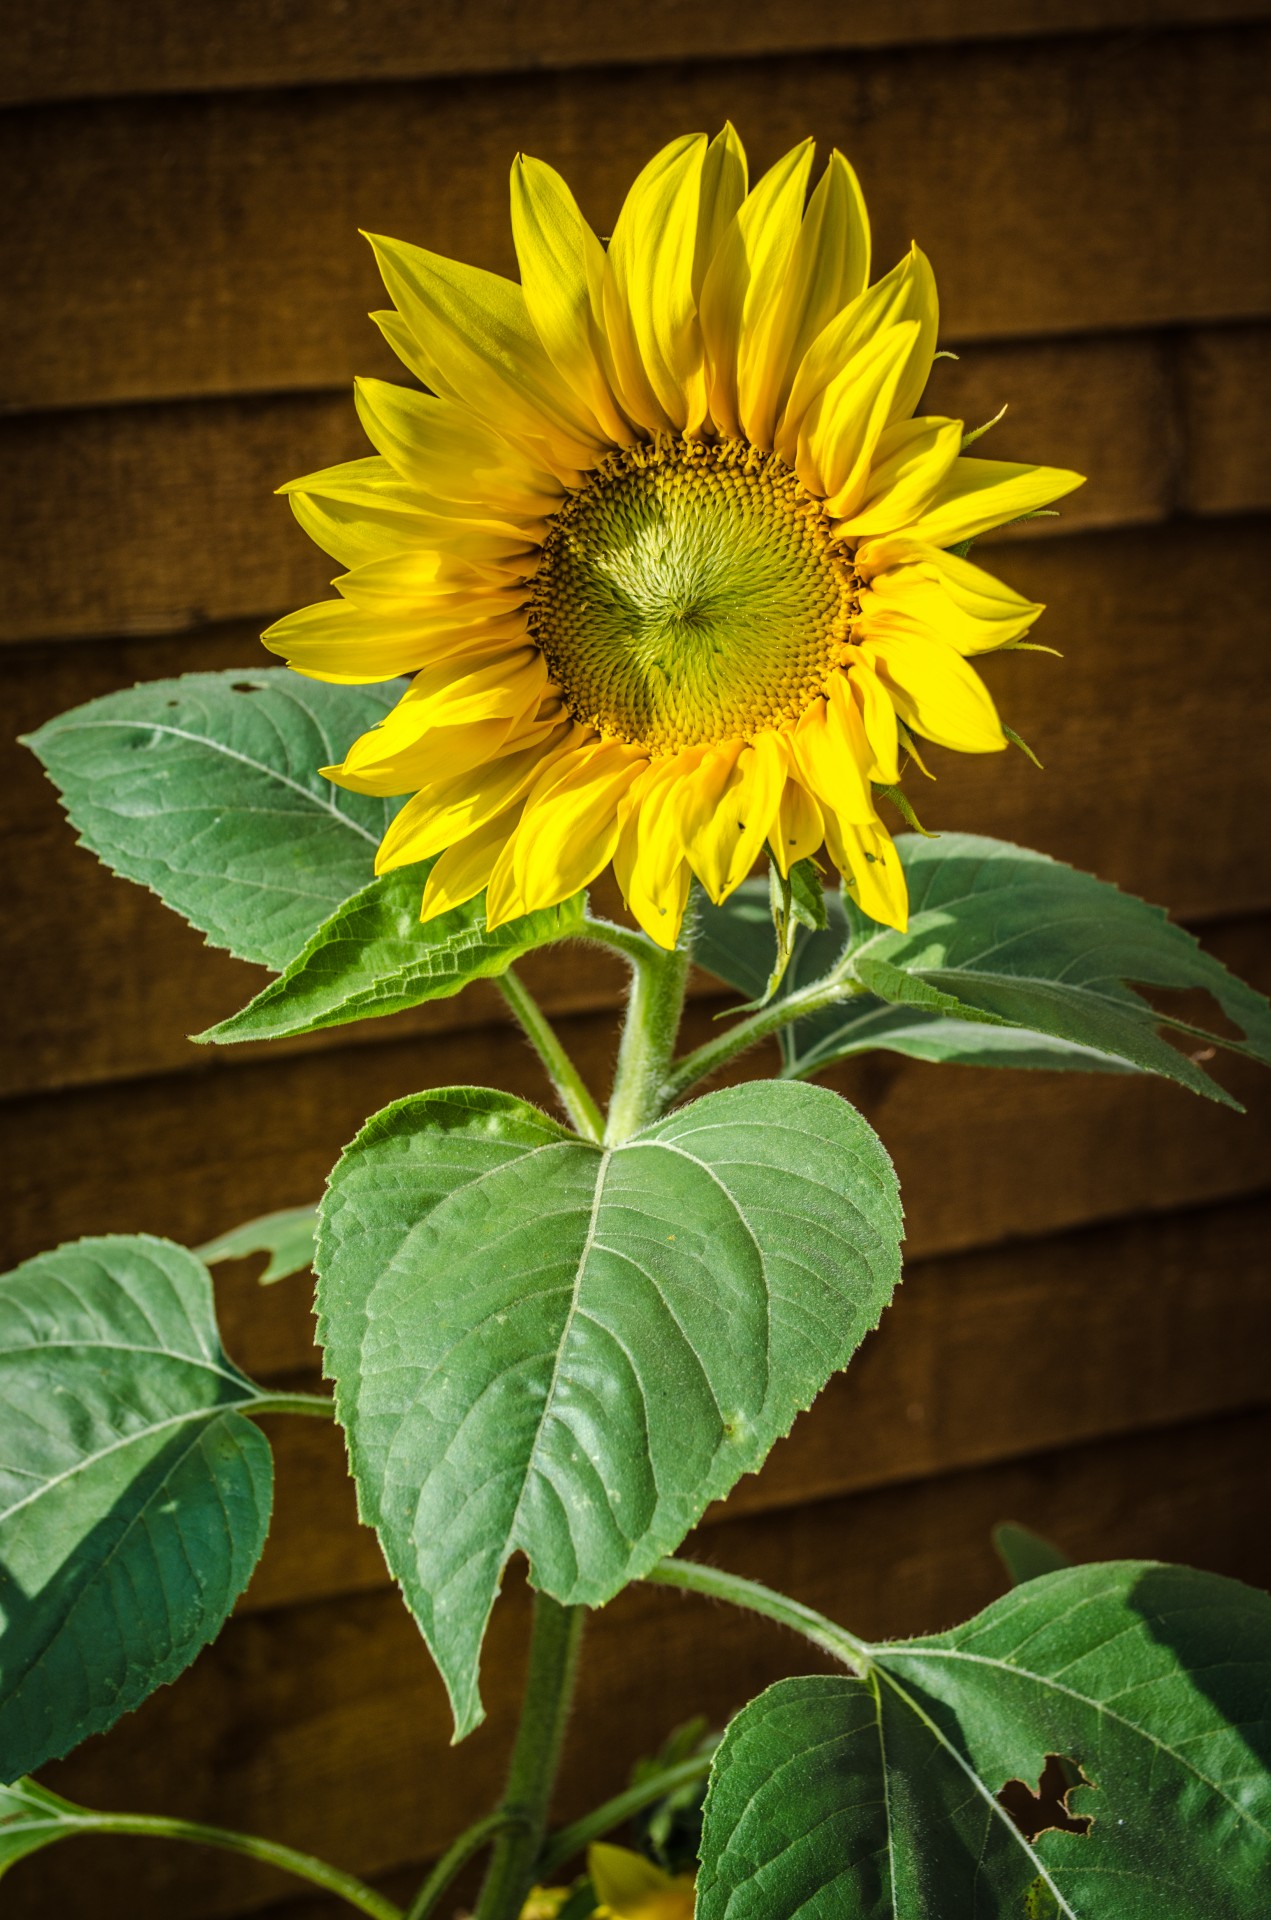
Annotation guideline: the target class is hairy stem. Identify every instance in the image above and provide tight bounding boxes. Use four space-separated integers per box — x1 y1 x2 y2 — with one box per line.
404 1811 530 1920
659 973 864 1109
472 1594 586 1920
497 968 605 1142
605 940 692 1144
535 1754 713 1879
645 1557 871 1674
577 915 662 968
50 1812 401 1919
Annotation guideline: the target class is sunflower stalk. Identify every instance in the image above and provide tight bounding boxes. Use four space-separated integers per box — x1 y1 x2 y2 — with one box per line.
472 1595 586 1920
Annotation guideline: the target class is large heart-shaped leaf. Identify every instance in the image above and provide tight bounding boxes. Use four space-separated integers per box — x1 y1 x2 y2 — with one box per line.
0 1236 273 1780
22 669 400 969
694 877 1135 1078
844 834 1271 1103
317 1080 901 1736
198 864 586 1044
698 1562 1271 1918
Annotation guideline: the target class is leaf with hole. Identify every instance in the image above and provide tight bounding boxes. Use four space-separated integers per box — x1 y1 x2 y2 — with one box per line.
0 1236 273 1780
198 863 586 1044
316 1079 902 1736
698 1561 1271 1918
198 1205 319 1284
22 669 401 970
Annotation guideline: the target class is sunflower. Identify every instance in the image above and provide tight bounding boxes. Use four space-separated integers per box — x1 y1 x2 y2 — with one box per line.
265 129 1082 945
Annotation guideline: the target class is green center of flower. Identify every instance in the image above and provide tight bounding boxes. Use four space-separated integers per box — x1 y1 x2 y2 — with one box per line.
528 437 858 754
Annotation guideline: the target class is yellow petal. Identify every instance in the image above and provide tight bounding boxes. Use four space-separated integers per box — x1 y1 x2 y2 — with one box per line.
375 724 581 872
510 154 635 446
777 245 937 463
327 648 550 793
675 732 787 902
795 320 920 512
370 307 436 389
262 596 526 685
738 149 871 450
832 415 963 538
419 805 522 921
691 123 749 302
334 553 524 606
845 652 901 784
488 739 647 924
824 814 909 930
283 459 537 571
613 797 692 951
613 752 705 947
902 456 1085 548
699 139 815 438
861 620 1007 753
353 377 563 516
604 134 708 433
855 539 1044 654
588 1844 677 1908
365 232 605 473
769 774 825 875
791 678 875 824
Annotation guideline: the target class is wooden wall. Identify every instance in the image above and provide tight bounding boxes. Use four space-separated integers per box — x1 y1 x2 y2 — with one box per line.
3 6 1271 1914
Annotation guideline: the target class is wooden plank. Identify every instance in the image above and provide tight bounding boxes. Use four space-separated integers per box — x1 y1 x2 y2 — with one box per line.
7 1 1270 107
5 517 1269 1100
0 329 1198 645
11 1409 1270 1919
5 28 1270 410
239 1193 1271 1613
4 913 1269 1292
1179 326 1271 514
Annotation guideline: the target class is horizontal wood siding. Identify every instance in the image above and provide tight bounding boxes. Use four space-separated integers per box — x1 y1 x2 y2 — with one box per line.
6 29 1271 411
3 9 1269 1916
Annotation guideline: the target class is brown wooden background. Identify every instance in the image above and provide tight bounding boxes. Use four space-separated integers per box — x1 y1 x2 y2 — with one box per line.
3 5 1271 1914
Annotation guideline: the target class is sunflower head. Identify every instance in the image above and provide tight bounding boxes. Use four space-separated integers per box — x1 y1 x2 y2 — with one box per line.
265 128 1083 946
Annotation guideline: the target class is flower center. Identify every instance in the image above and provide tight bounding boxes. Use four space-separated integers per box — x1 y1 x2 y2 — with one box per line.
527 437 858 754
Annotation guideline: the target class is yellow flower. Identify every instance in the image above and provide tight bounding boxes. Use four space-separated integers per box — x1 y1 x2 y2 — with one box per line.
587 1842 695 1918
515 1844 694 1919
267 130 1082 945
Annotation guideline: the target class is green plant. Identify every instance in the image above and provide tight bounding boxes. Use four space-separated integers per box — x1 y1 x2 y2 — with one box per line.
6 123 1271 1920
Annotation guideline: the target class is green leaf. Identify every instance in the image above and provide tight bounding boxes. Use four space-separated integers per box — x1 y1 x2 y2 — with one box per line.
198 864 586 1044
843 833 1271 1105
198 1205 318 1284
0 1236 273 1780
698 1562 1271 1918
0 1778 85 1879
993 1521 1072 1587
22 669 401 970
694 879 1136 1079
317 1080 901 1736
